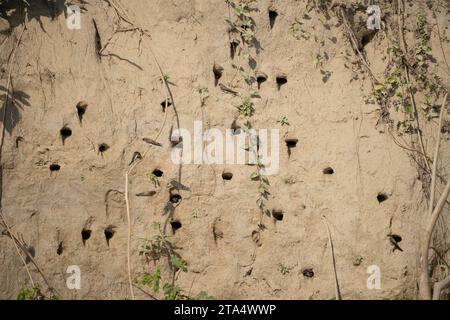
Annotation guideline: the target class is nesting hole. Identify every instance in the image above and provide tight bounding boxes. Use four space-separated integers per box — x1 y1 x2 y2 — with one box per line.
390 234 402 243
256 73 268 89
272 209 284 221
323 167 334 175
276 74 287 89
161 99 172 112
285 138 298 148
170 220 182 233
49 164 61 171
98 143 109 154
222 172 233 180
170 193 182 204
360 31 376 49
60 126 72 144
104 226 115 245
377 193 388 203
15 136 24 148
213 63 224 86
302 268 314 278
152 168 164 177
76 101 87 123
57 241 63 255
81 229 91 244
268 9 278 29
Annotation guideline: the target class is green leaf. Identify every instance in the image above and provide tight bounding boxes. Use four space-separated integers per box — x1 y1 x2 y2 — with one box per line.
170 255 187 272
163 283 182 300
141 267 161 292
191 291 216 300
404 103 413 114
17 288 35 300
250 172 260 180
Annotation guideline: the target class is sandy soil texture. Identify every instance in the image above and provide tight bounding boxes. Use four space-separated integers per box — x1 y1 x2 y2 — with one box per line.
0 0 449 300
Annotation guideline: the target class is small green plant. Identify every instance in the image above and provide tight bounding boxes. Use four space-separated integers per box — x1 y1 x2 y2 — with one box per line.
277 116 290 126
225 0 259 89
146 172 160 188
415 15 432 68
313 53 325 69
225 0 271 223
170 255 187 272
291 2 331 79
412 15 444 97
278 263 292 275
141 267 161 292
198 86 209 104
236 96 254 117
191 291 216 300
17 285 42 300
225 0 256 45
289 18 311 40
251 156 271 217
16 284 57 300
163 283 182 300
198 86 209 94
139 222 212 300
139 222 173 262
368 14 445 137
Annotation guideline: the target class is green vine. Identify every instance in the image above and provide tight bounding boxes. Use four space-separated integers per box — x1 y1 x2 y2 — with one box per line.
225 0 271 219
139 222 213 300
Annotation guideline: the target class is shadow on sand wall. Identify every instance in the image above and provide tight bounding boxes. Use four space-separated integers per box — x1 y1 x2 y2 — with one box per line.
0 0 89 32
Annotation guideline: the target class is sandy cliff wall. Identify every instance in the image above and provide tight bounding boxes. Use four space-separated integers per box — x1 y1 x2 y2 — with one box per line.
0 0 449 299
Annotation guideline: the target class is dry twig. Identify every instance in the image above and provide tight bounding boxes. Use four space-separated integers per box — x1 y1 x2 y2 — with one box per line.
322 216 342 300
102 0 175 299
418 94 449 300
1 211 61 297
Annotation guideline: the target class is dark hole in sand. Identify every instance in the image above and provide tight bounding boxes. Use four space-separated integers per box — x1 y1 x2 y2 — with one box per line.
152 169 164 177
81 229 91 243
170 220 182 233
302 268 314 278
50 164 61 171
222 172 233 180
377 193 388 203
323 167 334 175
57 242 63 255
76 101 87 123
104 226 115 244
170 193 182 204
276 75 287 89
272 210 284 221
269 10 278 29
98 143 109 153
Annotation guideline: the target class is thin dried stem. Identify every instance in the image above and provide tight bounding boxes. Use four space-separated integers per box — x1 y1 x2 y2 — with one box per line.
418 93 448 300
0 211 34 287
1 211 61 297
103 0 175 299
429 93 448 216
322 216 342 300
